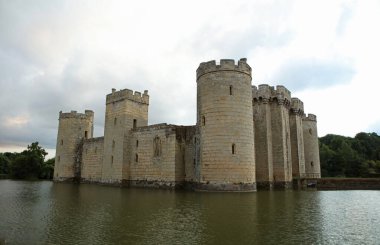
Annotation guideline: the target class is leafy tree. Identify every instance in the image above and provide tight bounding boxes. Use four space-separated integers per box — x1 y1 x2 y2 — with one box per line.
319 132 380 178
7 142 51 179
40 158 55 179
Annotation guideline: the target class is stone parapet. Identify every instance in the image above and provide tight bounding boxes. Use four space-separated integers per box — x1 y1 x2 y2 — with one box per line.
290 98 304 115
196 58 251 79
106 88 149 105
303 113 317 121
59 110 94 120
252 84 291 106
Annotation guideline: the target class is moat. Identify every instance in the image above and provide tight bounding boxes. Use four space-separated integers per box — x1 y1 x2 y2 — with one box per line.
1 180 379 244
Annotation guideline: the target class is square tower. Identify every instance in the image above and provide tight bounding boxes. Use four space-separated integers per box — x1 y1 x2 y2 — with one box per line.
101 88 149 184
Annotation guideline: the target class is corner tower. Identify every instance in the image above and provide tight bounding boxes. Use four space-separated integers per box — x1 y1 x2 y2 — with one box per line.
302 114 321 178
54 110 94 181
196 58 256 191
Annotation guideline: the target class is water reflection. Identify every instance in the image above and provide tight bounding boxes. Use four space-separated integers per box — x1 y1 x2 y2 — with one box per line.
1 180 379 244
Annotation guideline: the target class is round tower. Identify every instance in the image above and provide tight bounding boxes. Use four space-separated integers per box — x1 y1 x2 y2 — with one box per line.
54 110 94 181
302 114 321 178
196 58 256 191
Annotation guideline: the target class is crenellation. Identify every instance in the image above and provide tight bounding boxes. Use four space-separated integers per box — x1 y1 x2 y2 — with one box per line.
290 98 304 115
54 58 320 191
304 113 317 121
106 88 149 105
196 58 251 79
59 110 93 120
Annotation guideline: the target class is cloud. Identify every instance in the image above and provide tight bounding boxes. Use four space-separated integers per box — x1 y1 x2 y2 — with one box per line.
272 58 355 91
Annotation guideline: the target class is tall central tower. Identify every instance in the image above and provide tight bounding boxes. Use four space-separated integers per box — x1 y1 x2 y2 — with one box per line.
196 58 256 191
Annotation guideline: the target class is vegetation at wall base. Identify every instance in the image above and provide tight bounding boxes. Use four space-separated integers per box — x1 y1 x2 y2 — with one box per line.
320 132 380 178
0 142 54 180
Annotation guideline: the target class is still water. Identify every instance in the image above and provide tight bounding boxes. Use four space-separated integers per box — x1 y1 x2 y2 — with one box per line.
0 180 379 245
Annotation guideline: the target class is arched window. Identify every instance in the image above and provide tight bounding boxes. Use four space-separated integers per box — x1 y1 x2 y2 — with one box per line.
232 143 236 154
153 136 162 157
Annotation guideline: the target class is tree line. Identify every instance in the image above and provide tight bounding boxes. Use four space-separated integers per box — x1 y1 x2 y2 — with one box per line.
0 142 54 179
320 132 380 178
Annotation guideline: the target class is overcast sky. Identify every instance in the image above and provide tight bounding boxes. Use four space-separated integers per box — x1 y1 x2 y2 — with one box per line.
1 0 380 158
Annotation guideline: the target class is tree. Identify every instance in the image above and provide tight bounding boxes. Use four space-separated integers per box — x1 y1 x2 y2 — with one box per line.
9 142 49 179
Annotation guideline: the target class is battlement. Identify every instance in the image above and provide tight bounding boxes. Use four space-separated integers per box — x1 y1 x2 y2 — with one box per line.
290 98 304 114
252 84 291 104
274 85 291 101
59 110 94 120
196 58 251 79
106 88 149 105
303 113 317 121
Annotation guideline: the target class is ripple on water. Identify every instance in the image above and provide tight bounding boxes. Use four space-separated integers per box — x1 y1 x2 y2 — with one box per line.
1 181 380 244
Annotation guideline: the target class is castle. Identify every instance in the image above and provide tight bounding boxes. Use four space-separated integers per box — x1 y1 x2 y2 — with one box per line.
53 58 321 191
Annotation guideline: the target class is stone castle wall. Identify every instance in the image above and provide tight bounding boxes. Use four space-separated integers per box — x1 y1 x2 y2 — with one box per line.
81 137 104 182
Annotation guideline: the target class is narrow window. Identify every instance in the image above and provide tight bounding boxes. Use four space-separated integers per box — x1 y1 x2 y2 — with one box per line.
114 117 117 126
311 161 314 167
85 131 88 139
133 119 137 129
136 140 139 148
135 154 139 162
232 143 236 155
230 85 233 95
153 136 162 157
111 156 114 164
60 139 63 145
309 128 312 135
112 140 115 150
202 116 205 126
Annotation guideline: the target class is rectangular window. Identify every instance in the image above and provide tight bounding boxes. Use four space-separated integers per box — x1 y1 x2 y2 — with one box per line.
85 131 88 139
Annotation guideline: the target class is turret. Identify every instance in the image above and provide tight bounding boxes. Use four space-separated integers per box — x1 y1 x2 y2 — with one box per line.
289 98 306 180
302 114 321 178
196 58 256 191
54 110 94 181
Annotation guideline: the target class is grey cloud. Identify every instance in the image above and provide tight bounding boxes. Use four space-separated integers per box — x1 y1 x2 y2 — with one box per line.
271 58 355 91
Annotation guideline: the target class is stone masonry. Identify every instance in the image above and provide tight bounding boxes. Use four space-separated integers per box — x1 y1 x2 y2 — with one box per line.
53 58 321 191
